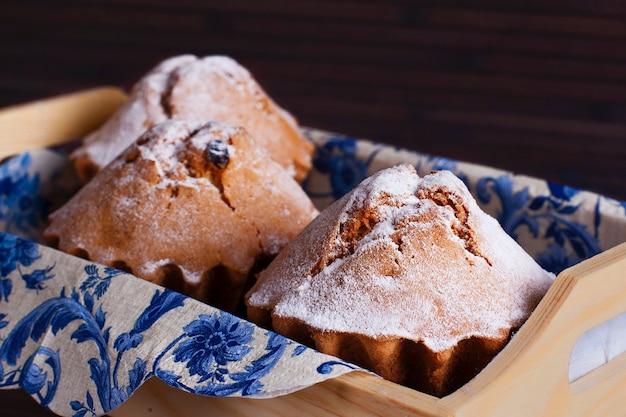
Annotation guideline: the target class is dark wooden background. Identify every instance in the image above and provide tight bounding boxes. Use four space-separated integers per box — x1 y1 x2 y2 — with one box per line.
1 1 626 415
2 0 626 202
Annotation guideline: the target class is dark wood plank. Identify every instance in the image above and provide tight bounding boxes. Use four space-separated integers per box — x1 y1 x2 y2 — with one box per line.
0 0 624 205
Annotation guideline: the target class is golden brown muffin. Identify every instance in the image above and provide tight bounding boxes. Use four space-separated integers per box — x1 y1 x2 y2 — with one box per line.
245 164 554 396
45 120 318 313
70 54 313 183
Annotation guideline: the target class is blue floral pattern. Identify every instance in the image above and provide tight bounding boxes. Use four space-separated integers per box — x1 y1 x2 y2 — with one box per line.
0 243 188 415
0 153 43 236
0 150 81 243
0 233 350 417
154 316 289 397
172 313 255 383
0 232 50 301
306 135 374 200
0 131 625 416
479 175 603 272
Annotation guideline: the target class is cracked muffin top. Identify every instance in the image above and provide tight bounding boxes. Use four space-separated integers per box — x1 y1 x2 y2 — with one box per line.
44 120 318 311
70 54 313 183
246 164 554 352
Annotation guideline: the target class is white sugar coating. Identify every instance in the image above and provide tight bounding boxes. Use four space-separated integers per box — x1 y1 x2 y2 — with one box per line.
190 125 238 162
140 258 175 279
189 56 259 97
248 164 555 352
133 120 240 191
139 259 203 284
172 55 297 127
137 122 192 176
71 54 309 182
76 56 197 170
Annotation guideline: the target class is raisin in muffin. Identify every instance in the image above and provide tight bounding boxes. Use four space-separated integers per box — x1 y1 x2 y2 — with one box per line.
70 54 313 183
245 164 554 396
45 119 318 313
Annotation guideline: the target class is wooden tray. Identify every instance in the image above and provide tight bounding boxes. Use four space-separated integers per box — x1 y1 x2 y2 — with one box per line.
2 89 626 417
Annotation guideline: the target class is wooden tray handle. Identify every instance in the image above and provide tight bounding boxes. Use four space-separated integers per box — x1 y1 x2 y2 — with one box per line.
0 87 127 160
447 242 626 417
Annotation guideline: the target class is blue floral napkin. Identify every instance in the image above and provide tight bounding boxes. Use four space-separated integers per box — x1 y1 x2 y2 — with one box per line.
1 129 625 417
0 228 357 417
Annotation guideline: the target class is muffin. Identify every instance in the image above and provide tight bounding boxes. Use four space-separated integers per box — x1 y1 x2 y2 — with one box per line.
44 120 318 313
245 164 554 396
70 54 313 183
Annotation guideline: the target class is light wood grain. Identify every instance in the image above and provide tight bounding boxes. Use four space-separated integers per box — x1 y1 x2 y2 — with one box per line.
0 87 127 160
443 243 626 416
110 372 447 417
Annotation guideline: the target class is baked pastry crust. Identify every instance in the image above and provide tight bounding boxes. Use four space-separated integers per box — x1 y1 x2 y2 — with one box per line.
70 55 313 183
45 120 318 313
245 164 554 396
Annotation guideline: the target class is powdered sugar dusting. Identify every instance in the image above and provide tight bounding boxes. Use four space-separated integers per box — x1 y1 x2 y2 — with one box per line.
139 259 203 284
73 56 196 175
138 124 188 176
248 165 555 352
140 258 173 276
70 54 311 182
133 120 240 192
